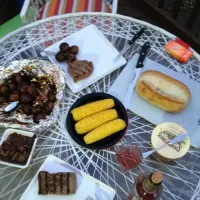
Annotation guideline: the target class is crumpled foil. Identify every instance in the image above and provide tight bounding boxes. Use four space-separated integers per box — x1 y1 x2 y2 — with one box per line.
0 59 66 131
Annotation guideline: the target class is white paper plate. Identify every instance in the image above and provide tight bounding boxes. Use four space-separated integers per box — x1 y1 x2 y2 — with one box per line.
0 128 37 168
20 155 116 200
43 24 126 93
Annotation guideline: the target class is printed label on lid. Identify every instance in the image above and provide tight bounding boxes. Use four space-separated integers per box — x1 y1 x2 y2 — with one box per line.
151 123 190 160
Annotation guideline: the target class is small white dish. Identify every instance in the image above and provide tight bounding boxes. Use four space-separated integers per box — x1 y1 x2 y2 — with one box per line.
20 154 116 200
43 24 126 93
0 128 37 169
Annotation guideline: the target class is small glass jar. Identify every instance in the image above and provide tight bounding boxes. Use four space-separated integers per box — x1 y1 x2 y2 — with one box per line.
115 144 142 173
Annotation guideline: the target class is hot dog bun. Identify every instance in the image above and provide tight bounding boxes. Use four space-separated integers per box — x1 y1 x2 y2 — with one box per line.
135 70 191 113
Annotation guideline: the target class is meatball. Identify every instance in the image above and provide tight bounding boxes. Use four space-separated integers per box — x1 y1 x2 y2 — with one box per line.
66 53 76 62
55 51 66 62
19 93 32 104
69 45 79 55
32 105 42 114
33 113 46 124
0 96 7 103
48 92 56 102
12 73 22 84
27 85 38 97
21 104 32 115
59 42 69 53
18 82 28 93
43 101 54 115
0 85 9 96
7 82 16 90
9 91 19 101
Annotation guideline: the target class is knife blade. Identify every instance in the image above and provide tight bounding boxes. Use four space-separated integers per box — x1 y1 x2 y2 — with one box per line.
115 27 145 61
123 41 151 109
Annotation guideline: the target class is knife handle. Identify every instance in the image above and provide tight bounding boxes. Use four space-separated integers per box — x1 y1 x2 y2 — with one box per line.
136 41 151 68
128 27 146 45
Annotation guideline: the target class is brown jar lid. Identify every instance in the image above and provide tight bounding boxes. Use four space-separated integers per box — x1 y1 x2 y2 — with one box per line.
150 171 163 185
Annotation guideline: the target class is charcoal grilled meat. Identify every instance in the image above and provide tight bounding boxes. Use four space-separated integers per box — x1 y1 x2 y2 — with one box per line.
0 133 36 165
38 171 76 195
68 60 94 82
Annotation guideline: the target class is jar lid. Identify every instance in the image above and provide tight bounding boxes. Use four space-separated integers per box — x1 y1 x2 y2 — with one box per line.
151 122 190 160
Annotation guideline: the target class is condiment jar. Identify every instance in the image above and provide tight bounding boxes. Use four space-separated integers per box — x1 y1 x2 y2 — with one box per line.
151 122 190 162
116 144 142 173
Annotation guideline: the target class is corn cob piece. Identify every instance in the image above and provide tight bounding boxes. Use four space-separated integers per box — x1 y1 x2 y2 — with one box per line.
75 109 118 134
71 99 115 121
84 119 126 144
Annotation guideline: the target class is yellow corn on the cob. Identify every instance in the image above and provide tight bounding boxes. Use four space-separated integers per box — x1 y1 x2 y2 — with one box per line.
84 119 126 144
75 109 118 134
71 99 115 121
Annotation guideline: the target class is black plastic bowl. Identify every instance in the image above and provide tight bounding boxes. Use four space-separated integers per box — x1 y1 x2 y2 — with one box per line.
66 92 128 150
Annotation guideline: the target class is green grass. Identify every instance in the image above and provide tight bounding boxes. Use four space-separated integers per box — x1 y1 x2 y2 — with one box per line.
0 15 23 39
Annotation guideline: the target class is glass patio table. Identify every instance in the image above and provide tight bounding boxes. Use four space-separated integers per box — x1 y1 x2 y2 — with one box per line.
0 13 200 200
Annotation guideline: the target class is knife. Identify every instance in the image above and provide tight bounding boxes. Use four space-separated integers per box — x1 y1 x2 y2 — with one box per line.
123 41 151 109
115 27 145 61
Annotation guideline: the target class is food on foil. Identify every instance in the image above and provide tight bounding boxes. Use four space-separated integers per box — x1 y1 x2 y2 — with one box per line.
68 60 94 82
84 119 126 145
0 69 57 124
71 99 115 121
55 43 94 81
38 171 77 195
0 60 65 131
0 133 36 165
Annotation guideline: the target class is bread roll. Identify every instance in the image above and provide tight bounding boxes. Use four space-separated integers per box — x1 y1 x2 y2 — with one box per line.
135 70 191 113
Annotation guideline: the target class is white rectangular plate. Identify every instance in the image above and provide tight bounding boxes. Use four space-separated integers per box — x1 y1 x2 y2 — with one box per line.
108 54 200 148
0 128 37 168
43 24 126 93
20 155 116 200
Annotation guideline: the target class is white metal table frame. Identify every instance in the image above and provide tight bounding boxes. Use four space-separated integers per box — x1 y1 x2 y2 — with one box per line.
0 13 200 200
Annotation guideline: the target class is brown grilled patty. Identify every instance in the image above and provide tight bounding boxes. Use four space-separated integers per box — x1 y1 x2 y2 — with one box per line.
38 171 76 195
68 60 94 82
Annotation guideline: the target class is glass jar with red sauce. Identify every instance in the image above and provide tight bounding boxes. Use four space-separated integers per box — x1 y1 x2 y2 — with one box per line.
116 144 142 173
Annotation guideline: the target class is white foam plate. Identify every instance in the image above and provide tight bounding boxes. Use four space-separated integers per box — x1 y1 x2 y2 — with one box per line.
0 128 37 168
43 24 126 93
20 155 116 200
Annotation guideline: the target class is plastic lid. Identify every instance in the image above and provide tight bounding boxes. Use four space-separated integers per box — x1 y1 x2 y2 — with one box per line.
151 122 190 160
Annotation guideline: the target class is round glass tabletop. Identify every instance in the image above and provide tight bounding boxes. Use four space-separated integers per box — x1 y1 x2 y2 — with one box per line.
0 13 200 200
